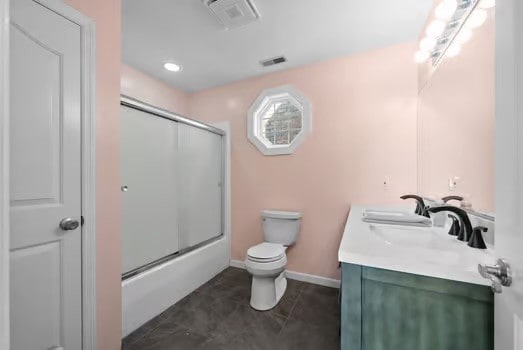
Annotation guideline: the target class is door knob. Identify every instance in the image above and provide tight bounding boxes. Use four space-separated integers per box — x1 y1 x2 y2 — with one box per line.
59 217 80 231
478 258 512 293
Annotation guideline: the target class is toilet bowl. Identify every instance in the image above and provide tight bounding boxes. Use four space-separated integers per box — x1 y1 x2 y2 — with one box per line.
245 242 288 311
244 210 302 311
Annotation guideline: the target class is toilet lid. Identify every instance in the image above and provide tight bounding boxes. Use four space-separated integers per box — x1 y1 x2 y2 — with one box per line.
247 242 285 261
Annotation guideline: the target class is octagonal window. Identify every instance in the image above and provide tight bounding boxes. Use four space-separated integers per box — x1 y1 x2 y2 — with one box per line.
260 99 302 145
248 86 312 156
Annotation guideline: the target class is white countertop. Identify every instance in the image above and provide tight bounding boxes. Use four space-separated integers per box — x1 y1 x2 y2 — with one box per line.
338 205 496 286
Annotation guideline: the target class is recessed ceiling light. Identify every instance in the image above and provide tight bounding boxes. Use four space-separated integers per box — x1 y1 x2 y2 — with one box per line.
164 62 182 72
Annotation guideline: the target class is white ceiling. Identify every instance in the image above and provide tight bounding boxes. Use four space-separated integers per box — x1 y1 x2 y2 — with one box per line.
122 0 432 92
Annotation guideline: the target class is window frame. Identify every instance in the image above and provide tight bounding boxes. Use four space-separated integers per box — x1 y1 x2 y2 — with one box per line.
247 85 312 156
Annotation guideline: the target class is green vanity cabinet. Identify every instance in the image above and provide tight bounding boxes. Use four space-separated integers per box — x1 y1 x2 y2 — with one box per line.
340 263 494 350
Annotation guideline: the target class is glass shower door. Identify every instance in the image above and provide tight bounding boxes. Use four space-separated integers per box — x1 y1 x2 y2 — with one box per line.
177 124 223 250
121 105 180 274
121 100 225 277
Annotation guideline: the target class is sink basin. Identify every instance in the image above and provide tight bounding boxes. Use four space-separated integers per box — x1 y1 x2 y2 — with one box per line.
370 225 437 247
368 224 463 266
371 223 462 250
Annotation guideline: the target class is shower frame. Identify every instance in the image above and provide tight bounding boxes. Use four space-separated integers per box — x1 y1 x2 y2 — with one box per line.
120 95 226 280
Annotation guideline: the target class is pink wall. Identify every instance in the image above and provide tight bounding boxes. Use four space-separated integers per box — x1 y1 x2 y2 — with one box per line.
418 10 495 213
189 43 419 279
121 64 190 116
65 1 122 349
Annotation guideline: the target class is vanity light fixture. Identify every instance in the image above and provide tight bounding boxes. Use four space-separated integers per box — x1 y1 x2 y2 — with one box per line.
415 0 491 66
164 62 182 72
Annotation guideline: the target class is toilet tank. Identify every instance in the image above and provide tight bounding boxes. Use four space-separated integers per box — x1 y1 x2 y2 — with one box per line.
261 210 302 246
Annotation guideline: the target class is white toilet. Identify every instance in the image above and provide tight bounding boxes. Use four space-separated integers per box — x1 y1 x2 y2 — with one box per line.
244 210 302 311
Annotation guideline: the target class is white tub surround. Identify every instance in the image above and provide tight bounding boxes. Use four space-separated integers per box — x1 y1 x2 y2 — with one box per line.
122 236 229 337
338 206 496 286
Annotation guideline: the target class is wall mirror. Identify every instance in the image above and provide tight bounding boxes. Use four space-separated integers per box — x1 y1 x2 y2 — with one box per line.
247 85 312 156
417 0 495 215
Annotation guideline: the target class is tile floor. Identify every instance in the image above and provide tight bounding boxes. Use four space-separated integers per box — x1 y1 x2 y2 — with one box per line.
122 267 341 350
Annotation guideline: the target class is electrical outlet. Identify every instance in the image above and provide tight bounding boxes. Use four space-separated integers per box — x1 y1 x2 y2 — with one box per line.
448 176 460 191
383 176 391 190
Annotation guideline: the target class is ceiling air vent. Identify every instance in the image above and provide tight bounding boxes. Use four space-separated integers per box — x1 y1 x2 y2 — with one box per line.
202 0 260 30
260 56 287 67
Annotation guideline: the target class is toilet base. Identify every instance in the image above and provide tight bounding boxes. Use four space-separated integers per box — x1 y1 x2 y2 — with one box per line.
250 271 287 311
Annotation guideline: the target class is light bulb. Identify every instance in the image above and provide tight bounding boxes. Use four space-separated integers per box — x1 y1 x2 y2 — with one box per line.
419 37 437 51
446 44 461 58
164 62 182 72
414 50 430 63
465 9 487 28
454 28 473 44
479 0 495 9
426 20 446 38
435 0 458 20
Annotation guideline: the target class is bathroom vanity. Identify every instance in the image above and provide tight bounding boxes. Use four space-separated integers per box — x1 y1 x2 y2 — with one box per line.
338 206 495 350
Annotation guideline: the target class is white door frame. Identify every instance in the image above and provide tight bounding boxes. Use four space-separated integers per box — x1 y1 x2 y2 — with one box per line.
0 1 97 349
0 0 10 348
495 0 523 348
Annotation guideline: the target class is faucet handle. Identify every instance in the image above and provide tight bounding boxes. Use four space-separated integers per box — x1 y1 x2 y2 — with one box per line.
442 195 464 203
468 226 488 249
414 202 423 216
447 214 460 236
400 195 429 218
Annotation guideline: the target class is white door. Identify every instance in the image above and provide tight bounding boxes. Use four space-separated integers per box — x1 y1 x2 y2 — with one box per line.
492 0 523 349
9 0 82 349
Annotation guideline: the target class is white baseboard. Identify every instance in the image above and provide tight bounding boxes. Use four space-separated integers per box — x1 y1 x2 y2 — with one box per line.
229 259 340 289
229 259 246 269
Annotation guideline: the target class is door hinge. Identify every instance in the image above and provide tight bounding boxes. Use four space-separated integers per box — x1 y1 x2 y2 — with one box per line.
81 216 85 226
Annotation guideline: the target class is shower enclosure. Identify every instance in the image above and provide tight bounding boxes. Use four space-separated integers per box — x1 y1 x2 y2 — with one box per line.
120 96 229 335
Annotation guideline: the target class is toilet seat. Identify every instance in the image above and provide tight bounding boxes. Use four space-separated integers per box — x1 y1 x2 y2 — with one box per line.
247 242 286 263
